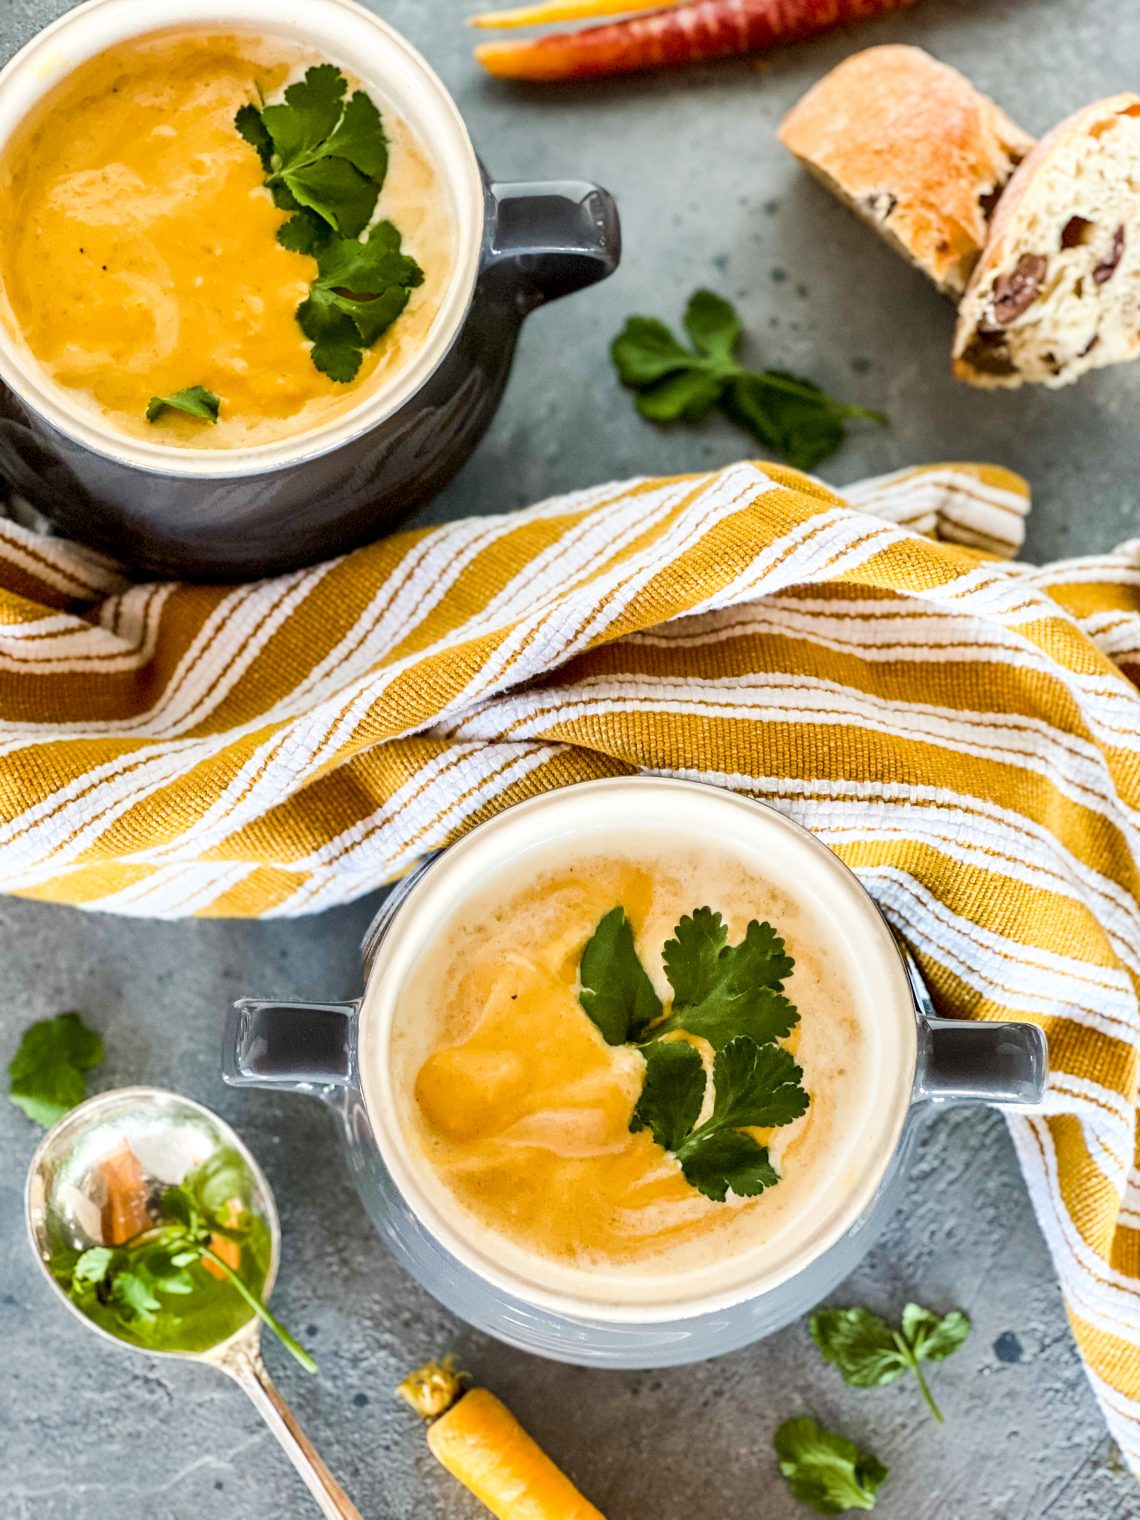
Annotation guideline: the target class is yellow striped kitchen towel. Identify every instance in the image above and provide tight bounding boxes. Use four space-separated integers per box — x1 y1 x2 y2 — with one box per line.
4 459 1140 1464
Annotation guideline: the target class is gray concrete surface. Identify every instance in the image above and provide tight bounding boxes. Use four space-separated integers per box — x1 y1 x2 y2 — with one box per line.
2 0 1140 1516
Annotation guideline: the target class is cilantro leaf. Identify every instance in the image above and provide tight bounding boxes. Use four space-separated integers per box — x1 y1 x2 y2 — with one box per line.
8 1012 104 1126
611 316 700 386
631 1039 705 1152
239 66 389 238
809 1308 910 1389
902 1303 972 1363
611 290 886 471
73 1246 115 1289
810 1303 972 1423
683 288 741 361
775 1417 888 1515
578 906 663 1045
296 220 423 383
657 910 798 1050
235 102 273 171
706 1037 809 1130
670 1037 807 1200
677 1126 777 1202
146 387 221 425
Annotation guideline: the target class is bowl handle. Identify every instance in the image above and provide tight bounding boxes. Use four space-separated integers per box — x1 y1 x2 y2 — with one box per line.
222 998 359 1100
915 1016 1048 1108
483 179 621 309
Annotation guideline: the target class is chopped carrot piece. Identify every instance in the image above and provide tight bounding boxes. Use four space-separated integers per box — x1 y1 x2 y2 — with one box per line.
469 0 675 30
202 1233 241 1280
475 0 921 81
398 1359 606 1519
98 1143 151 1245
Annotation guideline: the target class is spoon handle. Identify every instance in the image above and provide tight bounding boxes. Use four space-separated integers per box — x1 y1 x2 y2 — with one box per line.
226 1343 364 1519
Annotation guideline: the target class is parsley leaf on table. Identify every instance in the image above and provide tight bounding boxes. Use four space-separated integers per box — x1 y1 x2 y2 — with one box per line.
7 1011 104 1126
237 65 388 237
657 908 798 1050
810 1303 972 1423
145 387 221 425
578 905 664 1045
774 1417 889 1515
611 289 887 471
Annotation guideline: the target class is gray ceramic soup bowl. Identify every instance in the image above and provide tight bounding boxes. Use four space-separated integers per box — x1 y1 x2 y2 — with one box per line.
0 0 620 580
222 778 1048 1369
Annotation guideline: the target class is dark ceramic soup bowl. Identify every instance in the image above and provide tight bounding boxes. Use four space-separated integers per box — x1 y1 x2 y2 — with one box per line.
0 0 620 580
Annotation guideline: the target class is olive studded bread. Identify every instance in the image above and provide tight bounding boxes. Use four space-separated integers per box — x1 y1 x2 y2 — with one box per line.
779 46 1034 299
953 94 1140 389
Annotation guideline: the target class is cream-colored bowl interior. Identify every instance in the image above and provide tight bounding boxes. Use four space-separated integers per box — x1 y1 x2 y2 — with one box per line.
359 778 918 1325
0 0 483 476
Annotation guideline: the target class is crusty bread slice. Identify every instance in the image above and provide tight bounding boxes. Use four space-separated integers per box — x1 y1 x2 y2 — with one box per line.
779 46 1034 299
954 95 1140 389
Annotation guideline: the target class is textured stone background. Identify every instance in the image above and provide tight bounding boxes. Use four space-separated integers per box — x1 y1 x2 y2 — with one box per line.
2 0 1139 1516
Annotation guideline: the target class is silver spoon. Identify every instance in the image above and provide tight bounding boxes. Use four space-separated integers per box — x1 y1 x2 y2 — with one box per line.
25 1086 362 1520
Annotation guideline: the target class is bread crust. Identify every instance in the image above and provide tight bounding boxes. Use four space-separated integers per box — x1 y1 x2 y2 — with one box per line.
953 93 1140 389
779 46 1034 299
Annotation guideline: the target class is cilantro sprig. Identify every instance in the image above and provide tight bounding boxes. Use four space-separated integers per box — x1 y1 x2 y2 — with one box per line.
236 66 424 383
611 290 886 471
577 905 808 1202
8 1012 104 1127
810 1303 972 1424
145 386 221 425
774 1417 889 1514
236 64 387 238
58 1147 315 1371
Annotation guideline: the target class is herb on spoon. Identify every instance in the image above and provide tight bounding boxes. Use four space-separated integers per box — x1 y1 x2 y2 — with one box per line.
236 66 424 383
145 386 222 425
53 1145 316 1371
577 905 809 1202
810 1303 972 1423
774 1416 889 1514
7 1012 104 1127
611 290 887 470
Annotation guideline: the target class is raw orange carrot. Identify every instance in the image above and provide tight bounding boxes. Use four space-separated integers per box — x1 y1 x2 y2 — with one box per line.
475 0 921 81
397 1359 607 1520
202 1232 242 1280
469 0 675 29
98 1143 151 1245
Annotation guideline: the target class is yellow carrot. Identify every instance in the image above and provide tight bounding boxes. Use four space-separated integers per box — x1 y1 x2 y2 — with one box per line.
469 0 676 29
397 1358 607 1520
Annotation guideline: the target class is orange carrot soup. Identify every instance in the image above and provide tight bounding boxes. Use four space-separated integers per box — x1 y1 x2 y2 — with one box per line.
0 27 453 449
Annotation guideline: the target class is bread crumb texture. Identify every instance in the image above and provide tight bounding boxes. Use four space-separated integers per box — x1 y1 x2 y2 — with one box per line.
954 95 1140 389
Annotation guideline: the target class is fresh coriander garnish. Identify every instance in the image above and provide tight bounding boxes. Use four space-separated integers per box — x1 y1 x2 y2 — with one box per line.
236 66 425 383
774 1416 889 1515
236 64 388 238
577 905 808 1202
7 1012 104 1127
635 1035 807 1200
578 905 663 1044
56 1146 316 1371
145 387 221 425
279 216 425 383
810 1303 972 1424
611 290 887 471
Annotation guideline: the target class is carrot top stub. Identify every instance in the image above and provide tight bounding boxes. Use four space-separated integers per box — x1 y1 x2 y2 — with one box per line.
397 1360 608 1519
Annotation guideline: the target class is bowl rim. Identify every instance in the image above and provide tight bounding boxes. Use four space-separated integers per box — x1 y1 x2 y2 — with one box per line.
356 776 920 1325
0 0 484 479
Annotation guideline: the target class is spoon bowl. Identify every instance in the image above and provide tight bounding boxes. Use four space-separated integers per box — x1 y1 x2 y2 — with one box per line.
25 1086 361 1519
